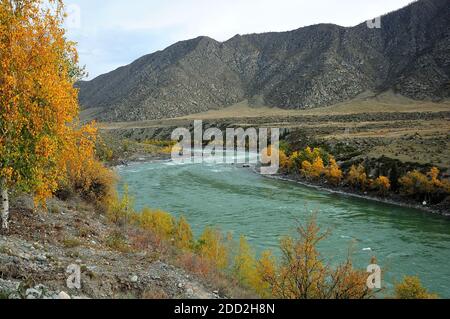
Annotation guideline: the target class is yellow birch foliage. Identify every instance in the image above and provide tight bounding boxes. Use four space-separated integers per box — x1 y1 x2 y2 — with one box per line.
61 122 116 208
196 227 229 270
256 250 277 298
174 216 194 250
347 164 368 190
233 236 277 298
428 167 442 187
107 184 135 224
301 160 313 177
260 218 372 299
279 149 291 170
233 237 256 284
139 208 175 240
326 158 343 186
0 0 98 205
289 151 300 171
398 167 449 199
301 157 325 180
273 220 328 299
394 276 438 299
311 157 325 178
371 176 391 195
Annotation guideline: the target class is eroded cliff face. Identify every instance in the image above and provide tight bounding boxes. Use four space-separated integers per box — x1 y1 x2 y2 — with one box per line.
77 0 450 122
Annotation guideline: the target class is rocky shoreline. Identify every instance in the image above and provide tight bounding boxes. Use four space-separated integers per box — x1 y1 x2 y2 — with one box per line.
259 171 450 217
112 154 449 217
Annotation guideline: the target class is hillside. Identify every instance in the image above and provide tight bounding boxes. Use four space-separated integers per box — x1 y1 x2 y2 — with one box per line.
77 0 450 122
0 196 231 299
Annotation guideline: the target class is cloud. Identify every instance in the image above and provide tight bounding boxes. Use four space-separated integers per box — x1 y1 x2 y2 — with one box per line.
66 0 413 79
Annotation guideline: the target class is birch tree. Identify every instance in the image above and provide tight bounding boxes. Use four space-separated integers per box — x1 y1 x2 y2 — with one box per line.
0 0 84 230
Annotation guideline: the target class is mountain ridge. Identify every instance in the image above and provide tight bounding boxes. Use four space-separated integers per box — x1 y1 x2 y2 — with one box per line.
77 0 450 122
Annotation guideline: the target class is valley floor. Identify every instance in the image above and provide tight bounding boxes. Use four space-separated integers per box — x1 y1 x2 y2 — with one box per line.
98 93 450 170
94 94 450 219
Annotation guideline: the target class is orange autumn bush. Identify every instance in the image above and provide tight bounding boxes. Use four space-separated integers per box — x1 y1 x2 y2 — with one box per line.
295 147 344 185
196 227 231 270
173 216 194 250
279 149 291 171
0 0 106 229
259 217 372 299
325 158 344 186
371 176 391 196
394 276 438 299
347 164 368 190
139 208 175 240
59 123 117 210
399 167 450 202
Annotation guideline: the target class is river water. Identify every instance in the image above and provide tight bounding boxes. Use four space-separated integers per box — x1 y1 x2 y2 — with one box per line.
117 158 450 297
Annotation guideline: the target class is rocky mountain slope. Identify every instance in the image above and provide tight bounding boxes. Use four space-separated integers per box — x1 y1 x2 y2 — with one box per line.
77 0 450 122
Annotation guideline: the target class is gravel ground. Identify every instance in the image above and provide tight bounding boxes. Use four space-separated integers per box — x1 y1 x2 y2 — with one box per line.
0 196 220 299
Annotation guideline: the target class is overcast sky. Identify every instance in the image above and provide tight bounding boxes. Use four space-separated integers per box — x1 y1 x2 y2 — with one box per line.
65 0 414 80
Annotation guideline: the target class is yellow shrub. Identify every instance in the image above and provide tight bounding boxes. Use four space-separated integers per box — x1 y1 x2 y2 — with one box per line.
301 160 312 177
428 167 442 187
311 157 325 179
162 144 182 155
107 185 135 225
260 217 372 299
399 170 431 196
394 276 438 299
371 176 391 195
289 151 300 170
61 148 117 211
279 150 291 171
196 227 230 270
139 208 175 240
326 158 343 186
301 157 325 180
399 167 450 202
174 216 194 250
347 164 368 190
233 237 258 288
256 250 277 298
95 137 114 162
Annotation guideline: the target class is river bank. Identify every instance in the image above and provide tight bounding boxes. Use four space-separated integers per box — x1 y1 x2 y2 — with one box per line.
259 170 450 218
110 150 450 218
117 158 450 297
0 195 230 299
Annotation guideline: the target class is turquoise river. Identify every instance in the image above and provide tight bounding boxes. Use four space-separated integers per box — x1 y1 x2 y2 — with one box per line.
117 158 450 297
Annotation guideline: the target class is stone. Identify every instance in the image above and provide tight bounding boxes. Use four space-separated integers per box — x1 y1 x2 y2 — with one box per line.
130 275 138 283
57 291 71 300
36 255 47 262
25 288 42 299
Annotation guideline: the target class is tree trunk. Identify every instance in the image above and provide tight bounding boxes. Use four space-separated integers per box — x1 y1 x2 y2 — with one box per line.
0 178 9 230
